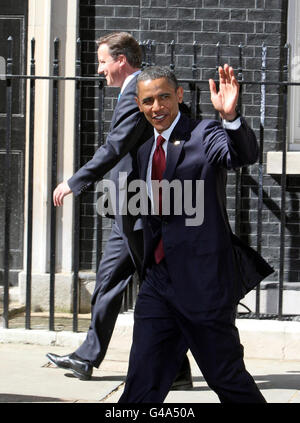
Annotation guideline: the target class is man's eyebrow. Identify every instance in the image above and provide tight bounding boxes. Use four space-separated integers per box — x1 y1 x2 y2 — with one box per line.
141 96 153 103
141 92 171 103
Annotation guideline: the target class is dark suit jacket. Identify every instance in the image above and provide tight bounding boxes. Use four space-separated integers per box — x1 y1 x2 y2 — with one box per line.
137 114 273 312
68 75 153 245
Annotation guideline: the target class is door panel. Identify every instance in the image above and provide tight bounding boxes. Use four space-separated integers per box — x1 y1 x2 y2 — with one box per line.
0 16 26 115
0 1 27 285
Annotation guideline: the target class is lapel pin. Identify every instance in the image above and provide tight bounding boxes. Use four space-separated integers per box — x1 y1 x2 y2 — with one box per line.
173 140 181 146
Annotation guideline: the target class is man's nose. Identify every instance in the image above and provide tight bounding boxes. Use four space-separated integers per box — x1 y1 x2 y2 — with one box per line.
152 99 161 112
97 65 104 74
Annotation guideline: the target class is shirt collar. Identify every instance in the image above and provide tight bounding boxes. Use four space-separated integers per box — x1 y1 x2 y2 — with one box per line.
120 70 141 94
154 111 181 143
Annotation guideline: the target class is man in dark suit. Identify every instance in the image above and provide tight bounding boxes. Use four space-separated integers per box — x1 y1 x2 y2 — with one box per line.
46 33 192 387
118 65 273 403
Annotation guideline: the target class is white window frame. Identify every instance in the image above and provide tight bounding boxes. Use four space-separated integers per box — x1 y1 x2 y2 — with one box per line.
287 0 300 151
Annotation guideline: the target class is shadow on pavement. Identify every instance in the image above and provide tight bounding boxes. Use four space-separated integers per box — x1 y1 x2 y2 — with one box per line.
0 393 70 403
190 372 300 392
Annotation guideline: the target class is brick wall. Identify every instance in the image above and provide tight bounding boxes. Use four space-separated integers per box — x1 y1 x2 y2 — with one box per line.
78 0 300 288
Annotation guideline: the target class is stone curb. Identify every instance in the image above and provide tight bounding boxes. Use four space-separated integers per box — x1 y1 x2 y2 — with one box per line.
1 315 300 361
236 319 300 361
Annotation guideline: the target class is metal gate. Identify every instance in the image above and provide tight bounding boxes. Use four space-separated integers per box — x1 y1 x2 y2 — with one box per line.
1 37 300 332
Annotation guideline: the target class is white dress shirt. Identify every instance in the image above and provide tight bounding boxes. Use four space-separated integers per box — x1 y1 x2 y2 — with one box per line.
120 70 141 94
146 112 181 208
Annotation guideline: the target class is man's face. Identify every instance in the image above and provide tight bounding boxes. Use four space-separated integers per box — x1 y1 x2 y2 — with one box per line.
97 43 122 87
136 77 184 133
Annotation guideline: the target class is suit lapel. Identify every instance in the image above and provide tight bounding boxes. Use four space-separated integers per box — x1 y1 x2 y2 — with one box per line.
163 139 184 182
110 76 138 128
163 114 191 182
139 135 154 181
138 135 160 236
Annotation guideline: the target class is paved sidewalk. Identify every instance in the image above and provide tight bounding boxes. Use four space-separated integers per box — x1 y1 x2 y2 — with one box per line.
1 315 300 403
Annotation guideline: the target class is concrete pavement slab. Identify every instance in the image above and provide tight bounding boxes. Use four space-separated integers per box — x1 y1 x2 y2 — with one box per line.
1 313 300 403
107 353 300 403
0 343 125 403
1 337 300 403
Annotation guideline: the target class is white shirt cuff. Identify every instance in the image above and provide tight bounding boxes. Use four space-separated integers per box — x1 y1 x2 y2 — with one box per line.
222 117 241 130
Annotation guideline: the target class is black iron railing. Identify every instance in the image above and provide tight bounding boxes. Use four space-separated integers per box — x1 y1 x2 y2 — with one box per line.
1 37 300 331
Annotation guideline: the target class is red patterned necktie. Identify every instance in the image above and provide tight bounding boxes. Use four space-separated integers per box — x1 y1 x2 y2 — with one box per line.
151 135 166 264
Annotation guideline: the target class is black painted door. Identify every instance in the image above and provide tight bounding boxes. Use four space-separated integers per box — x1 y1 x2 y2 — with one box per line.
0 0 28 285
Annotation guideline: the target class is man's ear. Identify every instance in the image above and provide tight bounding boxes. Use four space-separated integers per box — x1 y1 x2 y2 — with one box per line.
135 96 142 111
177 86 184 104
118 54 127 68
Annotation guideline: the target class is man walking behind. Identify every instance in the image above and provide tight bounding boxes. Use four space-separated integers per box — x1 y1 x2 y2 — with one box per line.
46 33 192 389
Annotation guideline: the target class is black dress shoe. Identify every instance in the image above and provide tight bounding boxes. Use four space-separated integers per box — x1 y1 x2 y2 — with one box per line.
46 353 93 381
46 353 73 369
170 355 193 391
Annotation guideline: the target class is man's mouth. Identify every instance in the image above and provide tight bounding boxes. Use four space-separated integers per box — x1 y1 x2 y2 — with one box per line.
153 114 167 122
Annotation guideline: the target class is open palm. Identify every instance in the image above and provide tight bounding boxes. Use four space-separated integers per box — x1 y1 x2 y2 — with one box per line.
209 64 239 121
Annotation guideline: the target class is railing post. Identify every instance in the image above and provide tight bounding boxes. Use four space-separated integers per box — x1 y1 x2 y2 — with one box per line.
278 43 290 319
215 42 221 120
234 44 244 238
237 43 244 110
25 38 36 330
95 77 105 277
140 41 146 70
3 36 13 329
190 41 198 120
151 40 156 65
169 40 175 72
72 38 81 332
145 39 152 67
256 43 267 318
49 38 60 331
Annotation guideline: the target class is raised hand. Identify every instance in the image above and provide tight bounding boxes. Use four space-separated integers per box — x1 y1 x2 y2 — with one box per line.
209 64 239 121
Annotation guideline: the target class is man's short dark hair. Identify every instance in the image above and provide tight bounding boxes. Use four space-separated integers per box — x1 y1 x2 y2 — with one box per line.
96 32 142 68
137 66 179 92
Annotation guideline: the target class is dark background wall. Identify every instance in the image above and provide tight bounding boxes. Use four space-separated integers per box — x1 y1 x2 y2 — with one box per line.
78 0 300 288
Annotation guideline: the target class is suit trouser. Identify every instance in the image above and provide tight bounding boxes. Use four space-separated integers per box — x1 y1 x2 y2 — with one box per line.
75 220 136 367
119 260 266 403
